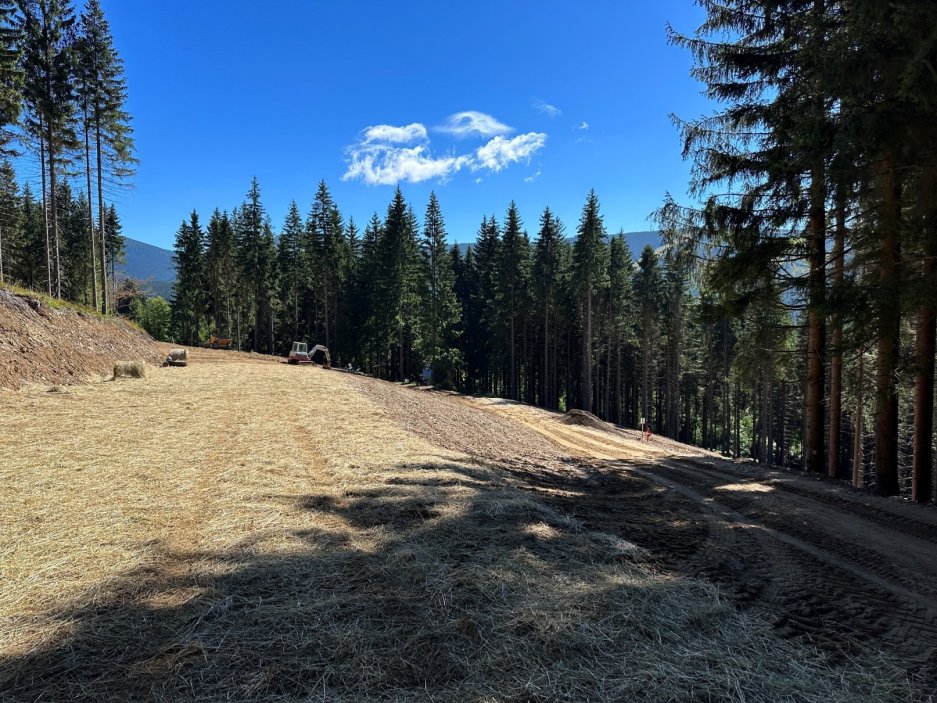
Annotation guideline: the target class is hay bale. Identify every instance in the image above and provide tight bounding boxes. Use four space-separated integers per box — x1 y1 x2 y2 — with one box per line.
166 348 188 367
113 360 146 379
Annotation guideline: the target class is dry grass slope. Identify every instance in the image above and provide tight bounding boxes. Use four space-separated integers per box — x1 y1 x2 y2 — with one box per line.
0 350 914 701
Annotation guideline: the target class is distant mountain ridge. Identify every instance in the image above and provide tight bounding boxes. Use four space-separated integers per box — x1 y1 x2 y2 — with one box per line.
118 230 662 300
116 237 175 299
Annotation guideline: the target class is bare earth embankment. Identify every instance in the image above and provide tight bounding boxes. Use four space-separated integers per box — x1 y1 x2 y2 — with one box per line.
0 288 162 389
1 348 933 700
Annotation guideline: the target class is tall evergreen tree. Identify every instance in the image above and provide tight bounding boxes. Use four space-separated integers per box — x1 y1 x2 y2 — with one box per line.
533 206 565 408
374 188 420 380
635 245 662 428
19 0 79 298
171 211 205 346
276 201 303 344
76 0 134 314
418 192 461 387
572 190 608 412
498 201 529 400
0 157 17 284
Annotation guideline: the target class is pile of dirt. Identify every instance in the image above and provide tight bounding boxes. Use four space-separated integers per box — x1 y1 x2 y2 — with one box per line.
0 288 162 390
563 408 616 431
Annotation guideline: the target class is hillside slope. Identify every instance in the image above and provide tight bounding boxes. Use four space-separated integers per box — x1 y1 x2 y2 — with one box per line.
0 347 912 701
0 288 163 390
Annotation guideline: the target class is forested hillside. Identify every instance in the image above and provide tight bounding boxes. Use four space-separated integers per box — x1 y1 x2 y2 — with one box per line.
165 0 937 502
0 0 133 315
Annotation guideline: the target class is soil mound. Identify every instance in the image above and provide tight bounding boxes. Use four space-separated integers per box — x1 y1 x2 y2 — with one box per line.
563 408 615 431
0 288 162 389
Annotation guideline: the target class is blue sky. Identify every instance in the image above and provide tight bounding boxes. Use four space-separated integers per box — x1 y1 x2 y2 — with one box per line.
99 1 709 249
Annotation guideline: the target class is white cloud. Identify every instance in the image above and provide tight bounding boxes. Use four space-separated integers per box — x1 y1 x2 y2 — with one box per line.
475 177 483 184
437 111 513 138
524 169 542 183
343 143 471 185
577 121 590 130
533 99 561 117
474 132 547 172
362 123 428 144
343 117 546 185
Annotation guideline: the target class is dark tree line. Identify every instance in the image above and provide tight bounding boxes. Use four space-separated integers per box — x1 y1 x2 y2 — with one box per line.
658 0 937 499
0 0 133 312
169 178 865 495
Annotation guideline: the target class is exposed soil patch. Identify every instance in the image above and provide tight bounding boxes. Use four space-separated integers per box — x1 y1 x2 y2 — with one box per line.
0 288 162 389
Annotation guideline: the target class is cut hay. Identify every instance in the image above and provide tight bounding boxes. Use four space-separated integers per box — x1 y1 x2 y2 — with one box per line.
112 360 146 379
0 358 915 701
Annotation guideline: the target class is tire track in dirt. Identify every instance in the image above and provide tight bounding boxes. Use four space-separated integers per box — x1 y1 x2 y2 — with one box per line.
679 455 937 548
649 460 937 603
472 400 937 681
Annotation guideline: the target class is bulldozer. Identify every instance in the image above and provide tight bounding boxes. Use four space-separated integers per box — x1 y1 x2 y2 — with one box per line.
288 342 331 367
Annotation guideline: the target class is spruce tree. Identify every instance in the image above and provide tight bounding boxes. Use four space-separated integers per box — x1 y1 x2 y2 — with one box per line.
533 207 565 408
374 188 420 380
473 215 501 393
572 190 609 412
418 192 461 387
171 211 205 346
607 233 634 425
498 201 529 400
277 201 303 343
0 157 16 284
19 0 79 298
76 0 135 313
635 245 662 429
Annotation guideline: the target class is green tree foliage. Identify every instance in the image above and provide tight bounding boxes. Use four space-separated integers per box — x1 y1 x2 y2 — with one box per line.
572 190 608 412
371 188 421 380
76 0 135 313
0 157 18 284
532 207 566 409
19 0 79 298
171 211 204 346
497 201 530 400
131 295 171 341
417 192 461 388
276 201 303 344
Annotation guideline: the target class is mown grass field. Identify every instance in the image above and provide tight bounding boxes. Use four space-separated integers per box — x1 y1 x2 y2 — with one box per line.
0 348 915 701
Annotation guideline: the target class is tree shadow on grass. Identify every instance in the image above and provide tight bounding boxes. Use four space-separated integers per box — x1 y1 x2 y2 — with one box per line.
0 459 909 702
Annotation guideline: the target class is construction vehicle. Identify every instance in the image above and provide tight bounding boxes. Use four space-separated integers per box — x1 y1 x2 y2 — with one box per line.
203 335 233 350
288 342 331 367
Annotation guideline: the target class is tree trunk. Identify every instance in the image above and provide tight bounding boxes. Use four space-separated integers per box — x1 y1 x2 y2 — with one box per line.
543 297 549 408
912 235 936 502
875 155 902 496
854 349 865 488
828 195 846 478
510 296 516 400
47 124 61 300
805 158 827 473
95 111 108 314
84 105 98 310
723 319 730 455
735 381 741 459
40 127 51 296
582 281 593 411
